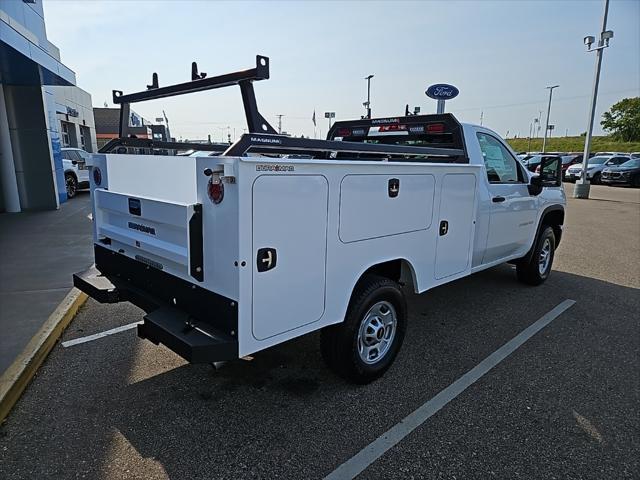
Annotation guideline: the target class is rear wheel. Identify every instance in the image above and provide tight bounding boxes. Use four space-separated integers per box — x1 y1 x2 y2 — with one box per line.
516 226 556 286
320 274 407 384
65 173 78 198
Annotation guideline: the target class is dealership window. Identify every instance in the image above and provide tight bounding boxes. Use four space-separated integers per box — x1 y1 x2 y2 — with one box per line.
61 122 70 147
79 126 93 152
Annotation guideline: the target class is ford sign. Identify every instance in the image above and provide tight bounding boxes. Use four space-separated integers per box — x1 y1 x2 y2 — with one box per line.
425 84 459 100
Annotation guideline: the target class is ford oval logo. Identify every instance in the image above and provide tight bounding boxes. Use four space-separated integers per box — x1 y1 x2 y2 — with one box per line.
425 84 459 100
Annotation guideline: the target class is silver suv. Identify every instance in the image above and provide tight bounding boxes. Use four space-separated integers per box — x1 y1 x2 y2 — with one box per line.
565 155 630 184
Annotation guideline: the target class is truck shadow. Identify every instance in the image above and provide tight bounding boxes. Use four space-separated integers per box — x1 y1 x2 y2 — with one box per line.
2 265 638 479
102 265 638 479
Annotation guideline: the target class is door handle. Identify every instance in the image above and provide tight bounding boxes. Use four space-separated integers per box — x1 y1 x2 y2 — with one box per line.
256 248 277 272
492 196 506 203
262 250 273 268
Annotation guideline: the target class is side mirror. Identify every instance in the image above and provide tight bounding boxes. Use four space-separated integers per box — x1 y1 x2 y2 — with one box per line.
528 175 543 196
528 157 561 195
71 160 78 165
539 157 562 187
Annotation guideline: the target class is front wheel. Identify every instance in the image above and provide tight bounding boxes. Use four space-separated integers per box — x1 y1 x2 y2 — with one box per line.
591 172 601 185
516 226 556 286
65 173 78 199
320 275 407 384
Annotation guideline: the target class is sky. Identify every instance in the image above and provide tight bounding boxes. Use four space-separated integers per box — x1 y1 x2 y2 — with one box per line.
42 0 639 142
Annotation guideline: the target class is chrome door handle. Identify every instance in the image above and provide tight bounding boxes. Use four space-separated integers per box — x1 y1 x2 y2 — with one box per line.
256 248 277 272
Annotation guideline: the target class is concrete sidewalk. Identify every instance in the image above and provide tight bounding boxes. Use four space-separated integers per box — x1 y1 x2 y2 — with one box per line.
0 192 93 375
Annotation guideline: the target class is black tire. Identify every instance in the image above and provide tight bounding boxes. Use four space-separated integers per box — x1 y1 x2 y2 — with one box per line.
591 172 601 185
516 226 556 286
632 175 640 188
65 173 78 199
320 274 407 384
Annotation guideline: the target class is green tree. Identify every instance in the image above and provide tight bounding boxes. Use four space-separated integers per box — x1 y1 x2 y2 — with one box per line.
600 97 640 142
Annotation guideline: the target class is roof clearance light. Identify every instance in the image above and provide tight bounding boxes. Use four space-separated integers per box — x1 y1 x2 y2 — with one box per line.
426 123 445 133
379 124 408 133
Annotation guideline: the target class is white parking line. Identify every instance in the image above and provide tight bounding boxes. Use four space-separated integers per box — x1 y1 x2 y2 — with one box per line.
324 299 576 480
61 322 143 348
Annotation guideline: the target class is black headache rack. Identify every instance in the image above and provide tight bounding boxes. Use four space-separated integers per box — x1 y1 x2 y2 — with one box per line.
99 137 230 156
327 113 467 161
102 54 467 162
73 245 238 363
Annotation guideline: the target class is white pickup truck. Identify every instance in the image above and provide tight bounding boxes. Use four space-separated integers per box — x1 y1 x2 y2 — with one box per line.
74 56 565 383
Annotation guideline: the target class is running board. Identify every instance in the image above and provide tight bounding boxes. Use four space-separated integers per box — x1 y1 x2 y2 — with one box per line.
138 307 238 363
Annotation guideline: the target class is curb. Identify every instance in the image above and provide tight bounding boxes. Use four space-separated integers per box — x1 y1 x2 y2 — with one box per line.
0 288 88 423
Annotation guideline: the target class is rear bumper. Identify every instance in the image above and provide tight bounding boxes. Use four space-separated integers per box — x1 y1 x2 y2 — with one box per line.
73 245 238 362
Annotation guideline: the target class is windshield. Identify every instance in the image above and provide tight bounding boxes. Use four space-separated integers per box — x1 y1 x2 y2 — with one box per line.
619 158 640 169
562 155 577 164
588 156 610 165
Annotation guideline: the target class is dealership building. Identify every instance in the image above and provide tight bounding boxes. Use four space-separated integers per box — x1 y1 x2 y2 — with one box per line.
0 0 96 212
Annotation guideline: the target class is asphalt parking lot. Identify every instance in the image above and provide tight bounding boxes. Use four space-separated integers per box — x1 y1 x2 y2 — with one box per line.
1 185 638 480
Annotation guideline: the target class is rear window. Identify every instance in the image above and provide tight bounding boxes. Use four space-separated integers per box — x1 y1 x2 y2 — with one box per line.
588 156 609 165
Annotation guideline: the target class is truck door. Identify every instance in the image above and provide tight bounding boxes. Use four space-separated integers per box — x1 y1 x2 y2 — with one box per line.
476 132 538 264
252 175 329 340
434 173 477 279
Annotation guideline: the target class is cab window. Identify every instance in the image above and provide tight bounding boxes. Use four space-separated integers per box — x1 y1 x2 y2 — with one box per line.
476 132 521 183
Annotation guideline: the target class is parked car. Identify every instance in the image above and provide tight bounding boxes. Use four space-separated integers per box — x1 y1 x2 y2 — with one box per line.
601 158 640 187
594 151 626 157
61 148 90 198
630 152 640 159
525 154 561 172
564 155 630 184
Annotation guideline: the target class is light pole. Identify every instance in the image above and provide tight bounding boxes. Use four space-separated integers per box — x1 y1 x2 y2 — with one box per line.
542 85 559 153
276 114 284 134
363 75 374 119
574 0 614 199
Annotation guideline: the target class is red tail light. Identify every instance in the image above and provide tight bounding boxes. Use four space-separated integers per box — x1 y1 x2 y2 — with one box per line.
426 123 445 134
207 178 224 204
336 128 351 137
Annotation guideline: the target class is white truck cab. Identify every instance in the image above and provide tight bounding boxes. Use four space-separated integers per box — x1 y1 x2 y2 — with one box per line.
74 56 565 383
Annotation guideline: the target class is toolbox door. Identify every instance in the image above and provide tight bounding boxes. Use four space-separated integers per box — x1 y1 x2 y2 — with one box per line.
434 173 477 280
252 175 328 340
